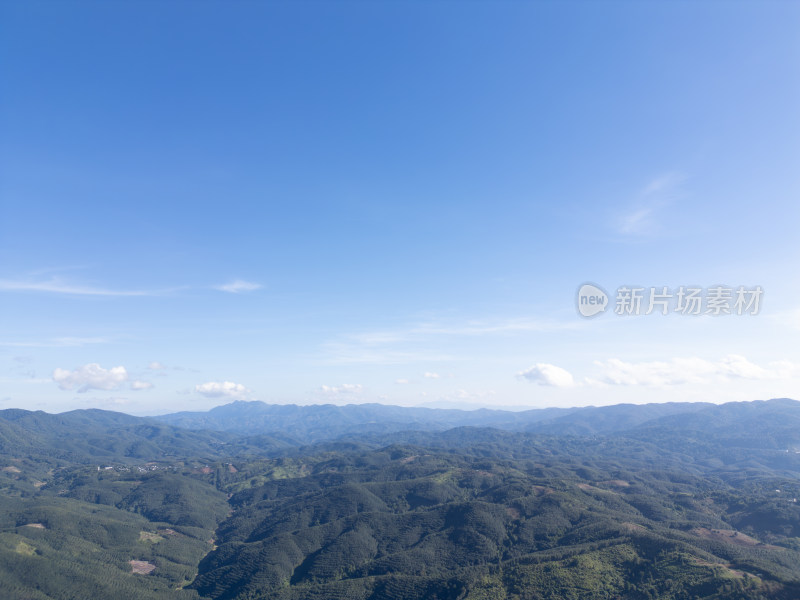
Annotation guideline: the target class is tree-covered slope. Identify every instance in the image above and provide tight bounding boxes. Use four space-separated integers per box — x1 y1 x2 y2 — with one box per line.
191 436 800 600
0 411 241 600
0 408 294 468
2 399 800 599
0 479 223 600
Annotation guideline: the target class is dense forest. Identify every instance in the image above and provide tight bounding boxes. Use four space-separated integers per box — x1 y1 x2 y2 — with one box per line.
1 399 800 599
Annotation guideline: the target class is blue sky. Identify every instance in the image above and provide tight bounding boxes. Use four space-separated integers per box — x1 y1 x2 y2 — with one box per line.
1 1 799 415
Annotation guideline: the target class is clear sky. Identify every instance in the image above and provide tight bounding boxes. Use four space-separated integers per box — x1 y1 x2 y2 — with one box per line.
1 1 799 415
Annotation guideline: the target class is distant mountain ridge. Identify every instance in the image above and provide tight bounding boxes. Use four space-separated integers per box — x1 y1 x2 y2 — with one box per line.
151 398 799 443
2 398 798 464
153 401 572 441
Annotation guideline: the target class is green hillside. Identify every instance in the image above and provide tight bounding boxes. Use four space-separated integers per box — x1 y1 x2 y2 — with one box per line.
1 400 799 599
191 440 800 600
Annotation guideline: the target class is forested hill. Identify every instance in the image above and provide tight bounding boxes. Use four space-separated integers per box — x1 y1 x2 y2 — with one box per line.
152 398 799 443
0 408 293 464
2 399 800 600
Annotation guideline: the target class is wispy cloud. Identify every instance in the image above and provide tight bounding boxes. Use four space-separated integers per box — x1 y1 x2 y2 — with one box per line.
517 363 576 387
215 280 262 293
381 318 579 340
0 376 51 385
417 388 499 409
0 277 157 296
617 172 685 236
321 317 578 365
769 307 800 331
423 372 441 379
592 354 800 387
515 355 800 389
0 337 110 348
320 346 457 366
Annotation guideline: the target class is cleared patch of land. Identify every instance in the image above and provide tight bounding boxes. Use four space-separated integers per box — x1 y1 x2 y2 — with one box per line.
139 531 164 543
129 560 156 575
15 541 36 556
691 527 777 548
691 557 755 579
602 479 630 487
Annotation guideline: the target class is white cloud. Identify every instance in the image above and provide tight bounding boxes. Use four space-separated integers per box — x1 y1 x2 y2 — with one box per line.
619 207 657 236
423 372 441 379
716 355 772 379
412 319 579 337
395 379 409 384
417 388 499 409
0 278 153 296
53 363 129 392
148 361 166 370
594 354 800 387
0 337 110 348
53 337 110 346
215 280 262 293
195 381 250 399
770 307 800 331
320 317 579 365
321 345 456 365
348 319 578 345
642 172 683 196
617 172 685 236
518 363 576 387
320 383 363 394
595 357 712 386
130 380 154 391
0 376 50 385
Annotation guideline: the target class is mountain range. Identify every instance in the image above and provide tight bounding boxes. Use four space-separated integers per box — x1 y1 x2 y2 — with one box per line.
1 398 799 600
151 398 800 443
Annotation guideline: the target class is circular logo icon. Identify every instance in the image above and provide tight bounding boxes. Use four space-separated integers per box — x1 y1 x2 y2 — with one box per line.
576 283 609 318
